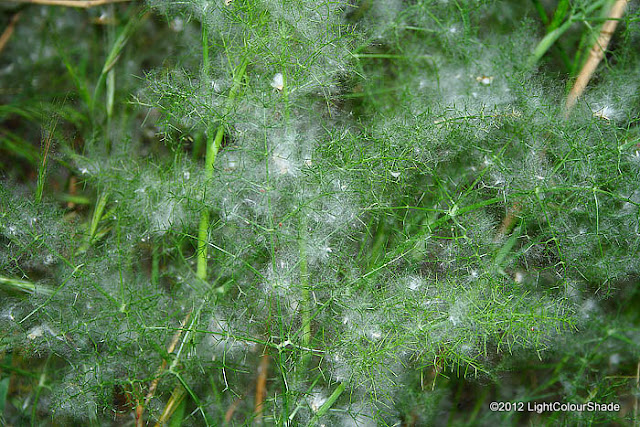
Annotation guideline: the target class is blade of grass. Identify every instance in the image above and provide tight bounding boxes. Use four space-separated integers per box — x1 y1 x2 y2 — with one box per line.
30 356 50 427
530 0 572 70
527 0 609 69
92 8 149 120
154 385 187 427
0 276 53 296
492 222 523 276
287 373 323 422
548 0 571 32
305 382 345 427
298 213 312 369
0 378 8 419
196 22 248 282
0 130 40 165
89 191 109 244
56 38 92 111
634 359 639 425
35 116 58 204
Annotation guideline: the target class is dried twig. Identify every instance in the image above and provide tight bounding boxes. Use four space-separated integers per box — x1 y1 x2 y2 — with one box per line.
67 176 77 209
564 0 629 115
495 1 629 251
494 202 522 241
225 398 242 423
253 351 270 424
135 312 191 427
0 12 21 56
153 385 186 427
6 0 132 8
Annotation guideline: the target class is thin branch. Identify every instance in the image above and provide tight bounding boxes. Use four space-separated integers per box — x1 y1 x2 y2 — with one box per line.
6 0 132 8
253 351 270 424
494 201 522 241
564 0 628 116
153 385 186 427
135 312 191 427
0 12 21 55
225 398 242 423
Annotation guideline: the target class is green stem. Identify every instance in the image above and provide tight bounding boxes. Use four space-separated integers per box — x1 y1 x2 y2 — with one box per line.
196 22 248 282
530 0 550 26
282 68 290 124
305 382 345 427
30 356 51 427
35 119 56 204
570 0 617 79
299 216 311 352
548 0 571 32
152 242 160 287
281 66 313 366
530 0 572 70
528 0 609 69
197 208 210 281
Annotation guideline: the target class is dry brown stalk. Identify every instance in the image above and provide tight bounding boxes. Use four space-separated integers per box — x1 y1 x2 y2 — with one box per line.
67 176 77 209
495 201 522 241
153 385 186 427
0 12 21 56
253 351 270 424
564 0 629 116
224 398 242 423
135 312 191 427
496 1 629 248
